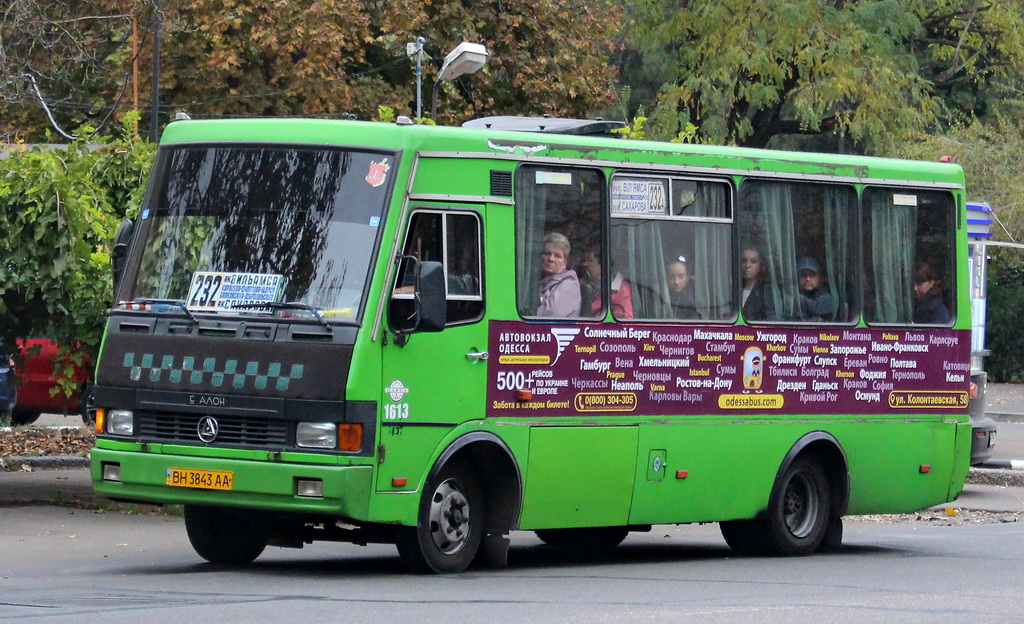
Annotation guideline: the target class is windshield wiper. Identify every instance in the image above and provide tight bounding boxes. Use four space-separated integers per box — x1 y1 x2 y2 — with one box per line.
134 298 199 324
231 302 333 333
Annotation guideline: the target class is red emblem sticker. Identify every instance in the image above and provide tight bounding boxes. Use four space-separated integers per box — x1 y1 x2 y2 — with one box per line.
365 158 391 188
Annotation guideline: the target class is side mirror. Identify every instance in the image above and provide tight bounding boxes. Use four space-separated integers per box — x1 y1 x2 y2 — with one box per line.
415 261 447 333
111 218 135 294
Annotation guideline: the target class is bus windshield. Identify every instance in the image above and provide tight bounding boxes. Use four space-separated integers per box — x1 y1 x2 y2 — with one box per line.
126 145 395 322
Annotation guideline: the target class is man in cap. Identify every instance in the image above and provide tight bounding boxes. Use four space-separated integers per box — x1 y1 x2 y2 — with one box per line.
797 255 834 321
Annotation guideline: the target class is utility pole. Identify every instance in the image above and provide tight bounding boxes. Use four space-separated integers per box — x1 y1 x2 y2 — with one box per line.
149 1 163 143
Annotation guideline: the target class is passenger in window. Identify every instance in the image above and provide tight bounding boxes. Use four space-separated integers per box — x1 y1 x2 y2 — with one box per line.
579 251 634 319
913 262 951 324
536 232 581 317
741 247 776 321
796 255 834 321
666 256 700 319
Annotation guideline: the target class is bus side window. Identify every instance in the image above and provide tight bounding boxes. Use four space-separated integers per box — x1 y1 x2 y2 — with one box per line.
390 210 483 330
863 188 955 325
515 166 604 320
616 176 734 322
738 180 857 324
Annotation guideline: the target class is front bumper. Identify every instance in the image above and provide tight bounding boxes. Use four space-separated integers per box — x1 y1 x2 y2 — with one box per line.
91 446 373 520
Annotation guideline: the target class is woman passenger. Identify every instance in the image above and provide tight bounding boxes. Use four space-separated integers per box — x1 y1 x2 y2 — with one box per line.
666 256 700 319
741 247 776 321
536 232 581 317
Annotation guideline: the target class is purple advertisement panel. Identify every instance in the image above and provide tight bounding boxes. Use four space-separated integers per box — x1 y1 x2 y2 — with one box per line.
487 321 972 417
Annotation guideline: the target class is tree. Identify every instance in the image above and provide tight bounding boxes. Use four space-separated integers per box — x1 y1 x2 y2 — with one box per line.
0 0 621 139
0 0 140 142
622 0 1024 150
0 114 154 393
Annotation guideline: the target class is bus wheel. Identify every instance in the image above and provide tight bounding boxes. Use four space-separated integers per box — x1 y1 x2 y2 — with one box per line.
396 461 483 574
534 527 629 552
764 456 830 555
184 505 269 565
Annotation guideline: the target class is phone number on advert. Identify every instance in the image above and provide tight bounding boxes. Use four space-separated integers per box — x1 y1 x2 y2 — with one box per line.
574 392 637 412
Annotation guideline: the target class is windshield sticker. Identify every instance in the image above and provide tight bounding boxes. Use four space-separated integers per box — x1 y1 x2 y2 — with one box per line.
365 158 391 188
187 272 284 310
370 216 380 227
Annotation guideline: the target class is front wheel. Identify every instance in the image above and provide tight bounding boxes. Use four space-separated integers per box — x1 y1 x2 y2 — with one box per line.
396 461 484 574
183 505 269 565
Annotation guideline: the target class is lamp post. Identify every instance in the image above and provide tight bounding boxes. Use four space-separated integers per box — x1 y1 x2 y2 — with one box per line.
406 37 427 119
430 42 488 122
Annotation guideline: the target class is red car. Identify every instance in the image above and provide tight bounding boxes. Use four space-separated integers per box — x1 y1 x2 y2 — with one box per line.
9 339 92 426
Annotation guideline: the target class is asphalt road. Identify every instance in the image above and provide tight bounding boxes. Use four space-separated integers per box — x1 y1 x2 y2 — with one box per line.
4 505 1024 623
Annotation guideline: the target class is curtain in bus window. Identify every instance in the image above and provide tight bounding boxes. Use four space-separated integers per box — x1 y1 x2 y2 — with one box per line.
753 183 799 320
823 187 850 321
692 183 732 320
515 179 547 314
868 192 915 323
612 220 669 319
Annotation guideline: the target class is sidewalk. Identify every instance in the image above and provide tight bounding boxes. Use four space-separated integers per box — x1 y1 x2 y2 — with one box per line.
985 383 1024 422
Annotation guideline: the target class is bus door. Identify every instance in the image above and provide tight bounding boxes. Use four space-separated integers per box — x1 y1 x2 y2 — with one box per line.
378 206 488 492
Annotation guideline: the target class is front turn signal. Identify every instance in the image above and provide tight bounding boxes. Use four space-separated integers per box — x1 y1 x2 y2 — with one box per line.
337 424 363 452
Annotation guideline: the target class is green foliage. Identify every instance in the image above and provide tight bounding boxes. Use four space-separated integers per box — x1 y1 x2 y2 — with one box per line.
612 117 647 140
622 0 1024 150
985 267 1024 383
0 112 155 392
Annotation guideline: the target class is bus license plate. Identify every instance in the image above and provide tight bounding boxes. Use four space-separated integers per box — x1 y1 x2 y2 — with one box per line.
166 468 234 491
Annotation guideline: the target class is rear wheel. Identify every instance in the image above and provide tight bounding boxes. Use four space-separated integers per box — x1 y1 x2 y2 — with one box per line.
720 456 830 556
535 527 629 552
183 505 269 565
396 461 484 574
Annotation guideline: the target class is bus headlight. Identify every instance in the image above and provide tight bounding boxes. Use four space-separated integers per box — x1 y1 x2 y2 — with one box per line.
296 422 337 449
107 410 135 436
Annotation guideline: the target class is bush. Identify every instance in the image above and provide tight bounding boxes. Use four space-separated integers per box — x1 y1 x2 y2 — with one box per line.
0 113 155 393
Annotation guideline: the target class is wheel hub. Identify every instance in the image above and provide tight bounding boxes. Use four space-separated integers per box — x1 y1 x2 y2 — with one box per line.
428 479 471 554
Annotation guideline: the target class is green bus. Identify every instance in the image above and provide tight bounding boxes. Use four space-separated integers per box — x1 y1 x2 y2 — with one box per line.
91 116 972 573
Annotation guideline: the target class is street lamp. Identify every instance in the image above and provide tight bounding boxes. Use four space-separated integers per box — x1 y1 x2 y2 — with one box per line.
430 42 488 122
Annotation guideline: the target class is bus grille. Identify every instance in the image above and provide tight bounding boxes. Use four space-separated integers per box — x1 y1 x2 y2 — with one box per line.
135 412 289 448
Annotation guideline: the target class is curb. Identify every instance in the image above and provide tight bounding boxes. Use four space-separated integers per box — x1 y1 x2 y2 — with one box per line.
978 459 1024 471
968 467 1024 488
0 455 90 471
986 412 1024 423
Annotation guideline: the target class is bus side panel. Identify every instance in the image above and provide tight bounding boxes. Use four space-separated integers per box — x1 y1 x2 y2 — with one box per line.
837 419 958 514
627 418 960 524
518 426 638 529
628 422 779 525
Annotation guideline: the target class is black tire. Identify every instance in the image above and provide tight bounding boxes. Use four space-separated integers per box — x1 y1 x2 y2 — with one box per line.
79 383 96 426
10 409 40 426
720 456 830 556
396 461 484 574
534 527 629 552
183 505 269 565
763 456 830 555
